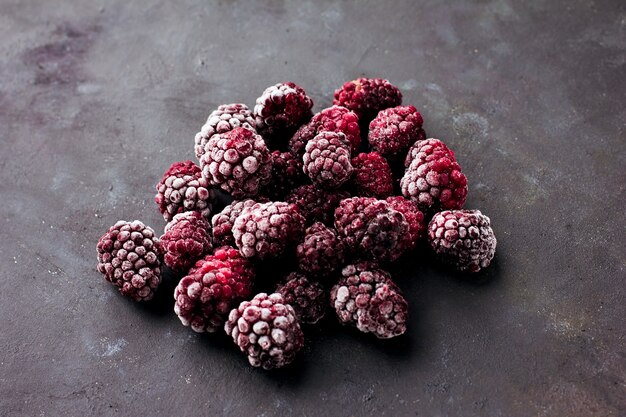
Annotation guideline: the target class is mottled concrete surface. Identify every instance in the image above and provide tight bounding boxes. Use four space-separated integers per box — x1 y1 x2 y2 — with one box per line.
0 0 624 416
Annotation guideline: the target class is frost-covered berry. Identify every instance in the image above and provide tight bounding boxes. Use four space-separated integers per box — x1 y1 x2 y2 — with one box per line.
155 160 214 222
348 152 394 198
288 105 361 157
368 105 425 160
96 220 162 302
276 272 326 324
296 222 346 280
330 263 408 339
401 138 468 212
254 82 313 144
261 151 308 199
194 103 256 160
286 185 349 226
333 77 402 123
385 196 426 253
174 246 255 332
160 211 213 274
428 210 496 273
200 127 272 198
232 202 305 260
212 198 267 247
303 131 353 189
334 197 410 262
224 292 304 369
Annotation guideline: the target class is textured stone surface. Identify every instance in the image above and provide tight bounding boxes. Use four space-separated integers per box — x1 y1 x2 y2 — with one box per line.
0 0 624 416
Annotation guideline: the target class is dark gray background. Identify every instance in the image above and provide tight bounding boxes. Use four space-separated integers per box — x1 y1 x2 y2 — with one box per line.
1 0 624 416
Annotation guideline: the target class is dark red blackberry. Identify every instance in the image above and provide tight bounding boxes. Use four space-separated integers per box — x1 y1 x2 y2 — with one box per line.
385 196 426 253
253 82 313 143
334 197 410 262
194 103 256 160
261 151 307 199
276 272 326 324
224 292 304 369
232 202 305 260
212 198 267 247
348 152 394 198
174 246 255 333
330 263 408 339
155 160 214 222
286 185 349 226
160 211 212 274
368 105 425 160
303 131 354 189
428 210 496 273
401 138 468 212
288 105 361 157
200 127 272 198
296 222 346 280
96 220 162 302
333 77 402 123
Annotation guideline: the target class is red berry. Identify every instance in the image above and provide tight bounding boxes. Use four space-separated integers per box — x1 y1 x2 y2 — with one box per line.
333 77 402 123
160 211 213 274
276 272 327 324
368 105 425 160
155 160 214 222
349 152 394 198
261 151 307 199
385 196 426 253
286 185 349 226
296 222 346 280
194 103 256 160
303 131 354 189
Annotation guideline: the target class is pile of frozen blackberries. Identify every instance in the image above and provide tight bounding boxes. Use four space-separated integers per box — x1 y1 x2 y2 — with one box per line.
96 78 497 370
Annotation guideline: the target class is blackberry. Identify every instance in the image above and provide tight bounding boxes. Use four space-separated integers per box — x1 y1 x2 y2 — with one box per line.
401 138 468 212
334 197 410 262
330 263 408 339
254 82 313 144
333 77 402 123
174 246 255 332
348 152 394 198
96 220 162 302
288 105 361 157
286 185 349 226
224 292 304 369
200 127 272 198
194 103 255 160
368 105 425 161
232 202 305 260
296 222 346 280
160 211 213 274
212 198 266 247
155 160 214 222
276 272 326 324
261 151 307 199
303 131 353 189
385 196 426 253
428 210 496 273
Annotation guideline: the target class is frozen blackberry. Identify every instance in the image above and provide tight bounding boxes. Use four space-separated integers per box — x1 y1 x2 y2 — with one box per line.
261 151 307 199
276 272 326 324
401 138 468 212
368 105 425 160
212 198 267 247
194 103 256 160
303 131 353 189
200 127 272 198
385 196 426 252
174 246 255 332
160 211 212 274
155 160 214 222
428 210 496 273
96 220 162 302
348 152 394 198
333 77 402 123
232 201 305 260
334 197 410 262
330 263 408 339
254 82 313 143
286 185 349 226
296 222 346 280
224 292 304 369
288 105 361 157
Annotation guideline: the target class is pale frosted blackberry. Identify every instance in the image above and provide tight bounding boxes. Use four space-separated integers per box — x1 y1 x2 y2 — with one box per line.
296 222 345 280
194 103 256 160
303 131 353 189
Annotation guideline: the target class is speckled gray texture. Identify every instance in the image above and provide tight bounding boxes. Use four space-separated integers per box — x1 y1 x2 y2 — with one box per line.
1 0 624 416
